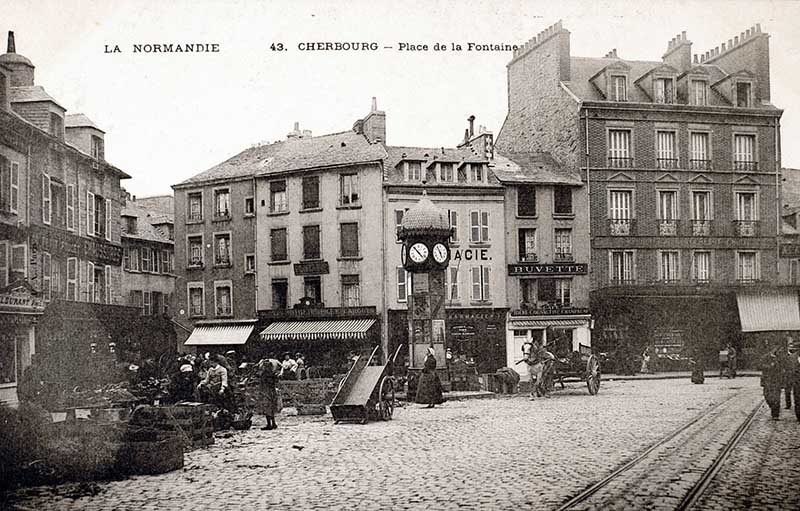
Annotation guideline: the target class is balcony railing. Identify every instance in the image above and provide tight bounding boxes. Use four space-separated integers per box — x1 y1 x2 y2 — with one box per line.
658 220 678 236
610 278 636 286
213 209 230 220
736 277 759 285
656 158 678 170
692 220 711 236
609 219 632 236
734 220 759 237
608 156 634 169
689 159 712 170
733 160 758 171
554 252 574 262
188 257 204 268
187 212 203 222
216 306 232 316
215 255 231 266
520 253 538 263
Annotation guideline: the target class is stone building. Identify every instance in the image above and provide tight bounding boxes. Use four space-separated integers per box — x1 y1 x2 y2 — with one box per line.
497 21 792 367
0 32 131 404
383 124 509 374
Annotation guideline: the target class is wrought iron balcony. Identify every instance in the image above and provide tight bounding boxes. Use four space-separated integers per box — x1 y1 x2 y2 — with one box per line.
609 219 632 236
608 157 634 169
692 220 711 236
187 212 203 222
734 220 759 237
733 160 758 171
658 220 678 236
656 158 679 170
689 159 712 170
554 252 574 262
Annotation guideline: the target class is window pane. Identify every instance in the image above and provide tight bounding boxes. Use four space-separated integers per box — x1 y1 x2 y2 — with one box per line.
340 223 359 257
554 187 572 215
271 229 287 261
303 225 321 259
302 176 320 209
518 186 536 216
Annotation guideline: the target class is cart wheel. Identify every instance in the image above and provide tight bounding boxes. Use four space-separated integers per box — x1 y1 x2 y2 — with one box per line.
586 355 601 395
378 377 395 421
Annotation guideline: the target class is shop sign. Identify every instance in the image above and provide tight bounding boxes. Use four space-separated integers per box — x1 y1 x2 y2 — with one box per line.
779 243 800 258
293 261 330 275
259 305 377 320
508 263 588 276
30 225 122 266
450 324 476 337
511 306 590 316
0 285 46 312
452 248 491 261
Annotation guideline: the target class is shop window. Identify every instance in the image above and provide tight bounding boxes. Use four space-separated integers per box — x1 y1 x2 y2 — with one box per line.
272 279 288 309
304 276 322 304
341 274 361 307
302 176 320 210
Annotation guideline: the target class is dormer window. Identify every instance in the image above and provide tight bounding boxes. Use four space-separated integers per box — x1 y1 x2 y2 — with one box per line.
691 80 708 106
405 161 422 181
125 216 137 234
611 75 627 101
439 163 454 182
736 82 752 107
471 163 484 183
654 78 675 104
91 135 104 160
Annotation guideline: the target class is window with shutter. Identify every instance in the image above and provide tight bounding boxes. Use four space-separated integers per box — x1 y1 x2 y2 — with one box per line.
66 184 75 230
10 244 26 280
449 210 459 243
87 262 95 303
270 228 287 261
42 174 52 224
270 180 287 213
0 241 7 288
302 176 320 210
105 199 111 241
397 267 409 302
87 191 95 235
517 186 536 217
340 223 359 257
42 252 51 301
0 157 8 212
104 265 111 303
303 225 321 260
10 162 18 214
66 257 77 300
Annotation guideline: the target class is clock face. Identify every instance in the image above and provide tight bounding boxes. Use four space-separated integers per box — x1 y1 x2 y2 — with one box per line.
432 243 448 264
409 242 429 263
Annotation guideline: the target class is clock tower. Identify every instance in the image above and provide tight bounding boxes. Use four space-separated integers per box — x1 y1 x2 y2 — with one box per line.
397 191 452 369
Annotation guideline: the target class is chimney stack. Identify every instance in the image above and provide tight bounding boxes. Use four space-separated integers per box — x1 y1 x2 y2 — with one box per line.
358 96 386 143
468 115 475 138
663 29 692 72
7 31 15 53
371 96 377 112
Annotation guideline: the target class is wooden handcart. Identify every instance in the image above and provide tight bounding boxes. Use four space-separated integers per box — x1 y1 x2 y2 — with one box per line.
330 345 401 424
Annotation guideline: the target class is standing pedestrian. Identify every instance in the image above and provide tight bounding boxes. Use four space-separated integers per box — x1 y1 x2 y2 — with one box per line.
256 357 283 430
415 347 444 408
783 336 794 410
640 346 652 374
791 348 800 422
761 344 783 420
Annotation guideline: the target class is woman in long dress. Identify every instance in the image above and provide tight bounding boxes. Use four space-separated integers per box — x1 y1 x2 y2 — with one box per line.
256 358 283 430
415 347 444 408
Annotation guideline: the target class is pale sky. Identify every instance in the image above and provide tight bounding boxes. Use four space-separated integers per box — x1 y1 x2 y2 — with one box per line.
5 0 800 197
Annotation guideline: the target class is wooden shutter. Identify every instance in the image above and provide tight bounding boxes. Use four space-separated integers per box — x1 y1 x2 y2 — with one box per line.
105 199 111 240
87 191 95 235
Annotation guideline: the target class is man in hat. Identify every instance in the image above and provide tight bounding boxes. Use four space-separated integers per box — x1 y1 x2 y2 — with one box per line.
281 353 297 380
761 344 784 420
198 355 231 410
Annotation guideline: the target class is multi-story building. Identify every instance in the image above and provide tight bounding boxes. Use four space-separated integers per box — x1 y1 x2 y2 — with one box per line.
0 32 130 404
383 126 509 374
120 194 175 316
493 150 591 374
497 21 792 364
174 114 386 360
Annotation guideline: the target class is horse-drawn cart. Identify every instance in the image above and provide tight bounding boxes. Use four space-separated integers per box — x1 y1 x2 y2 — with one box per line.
330 345 401 424
548 343 601 395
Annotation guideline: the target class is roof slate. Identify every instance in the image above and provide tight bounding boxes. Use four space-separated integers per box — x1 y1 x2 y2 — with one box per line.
176 131 386 186
383 145 500 186
65 113 104 132
8 85 65 109
492 152 582 185
120 202 173 244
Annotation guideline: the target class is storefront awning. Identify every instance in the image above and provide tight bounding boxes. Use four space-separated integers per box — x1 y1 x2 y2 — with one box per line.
184 323 255 346
510 319 589 329
737 290 800 332
260 319 376 341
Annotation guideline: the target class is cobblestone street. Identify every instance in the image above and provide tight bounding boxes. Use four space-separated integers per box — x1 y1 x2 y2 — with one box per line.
7 377 799 510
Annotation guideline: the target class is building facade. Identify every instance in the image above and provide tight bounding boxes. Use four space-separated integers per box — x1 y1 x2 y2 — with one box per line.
382 131 509 374
498 21 788 367
0 32 130 404
120 194 176 315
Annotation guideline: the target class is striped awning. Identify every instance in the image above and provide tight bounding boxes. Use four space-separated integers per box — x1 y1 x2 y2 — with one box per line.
737 290 800 332
510 319 589 329
184 323 255 346
260 319 376 341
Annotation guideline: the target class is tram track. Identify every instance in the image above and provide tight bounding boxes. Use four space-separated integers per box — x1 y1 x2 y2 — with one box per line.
555 391 763 511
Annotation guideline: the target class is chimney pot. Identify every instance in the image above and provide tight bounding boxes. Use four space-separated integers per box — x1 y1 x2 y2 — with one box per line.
734 36 739 45
293 121 299 131
468 115 475 137
7 31 15 53
681 30 687 40
693 54 698 64
756 23 762 32
746 29 751 38
721 43 726 52
371 96 377 112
